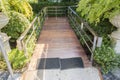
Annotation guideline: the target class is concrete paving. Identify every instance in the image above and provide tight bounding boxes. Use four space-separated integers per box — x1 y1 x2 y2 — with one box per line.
60 67 101 80
20 67 101 80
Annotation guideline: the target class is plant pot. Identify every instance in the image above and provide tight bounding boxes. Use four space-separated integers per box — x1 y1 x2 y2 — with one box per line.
110 14 120 39
0 12 11 56
0 12 9 30
110 14 120 54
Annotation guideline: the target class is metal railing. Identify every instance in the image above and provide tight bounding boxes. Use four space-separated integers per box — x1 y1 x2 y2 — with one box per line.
17 6 68 56
46 6 68 18
17 6 101 62
0 6 102 79
17 7 47 57
68 6 100 62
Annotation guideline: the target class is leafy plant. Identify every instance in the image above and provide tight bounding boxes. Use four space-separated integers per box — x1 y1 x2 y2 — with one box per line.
8 49 28 70
94 45 119 74
0 49 29 70
30 2 76 13
0 57 7 70
0 0 33 18
27 0 38 3
90 19 117 36
76 1 120 74
77 0 120 24
25 32 36 57
2 11 30 43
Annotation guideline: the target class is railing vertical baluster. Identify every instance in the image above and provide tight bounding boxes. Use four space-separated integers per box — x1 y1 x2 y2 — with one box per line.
81 23 83 29
92 36 97 51
16 6 99 65
68 7 69 18
68 6 99 64
56 7 57 20
91 36 97 63
38 17 40 27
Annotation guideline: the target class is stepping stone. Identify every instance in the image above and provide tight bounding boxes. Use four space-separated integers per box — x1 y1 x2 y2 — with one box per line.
45 58 60 69
61 57 84 70
37 58 60 69
36 58 46 69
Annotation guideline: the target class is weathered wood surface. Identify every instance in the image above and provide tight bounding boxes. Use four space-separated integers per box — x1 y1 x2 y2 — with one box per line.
28 17 91 70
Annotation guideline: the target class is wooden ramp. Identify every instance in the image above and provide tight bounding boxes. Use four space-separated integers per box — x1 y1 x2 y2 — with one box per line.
28 17 91 70
20 17 102 80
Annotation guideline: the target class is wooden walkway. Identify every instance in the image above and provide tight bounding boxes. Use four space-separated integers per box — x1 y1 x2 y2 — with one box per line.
21 17 102 80
28 17 91 70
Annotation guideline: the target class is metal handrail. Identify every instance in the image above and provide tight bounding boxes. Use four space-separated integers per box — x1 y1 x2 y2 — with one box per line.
68 6 99 62
0 6 102 79
17 6 67 56
17 8 47 56
46 6 68 18
17 6 101 62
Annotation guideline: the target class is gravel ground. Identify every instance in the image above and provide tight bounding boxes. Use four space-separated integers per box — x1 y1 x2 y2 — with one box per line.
103 72 120 80
0 71 9 80
0 70 120 80
0 71 22 80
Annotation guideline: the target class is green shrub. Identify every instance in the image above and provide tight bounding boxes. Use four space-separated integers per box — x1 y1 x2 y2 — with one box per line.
0 49 28 70
27 0 38 3
0 57 7 70
0 0 33 18
94 45 120 74
91 21 116 36
30 2 76 13
25 32 37 57
77 0 120 24
2 11 30 42
8 49 28 70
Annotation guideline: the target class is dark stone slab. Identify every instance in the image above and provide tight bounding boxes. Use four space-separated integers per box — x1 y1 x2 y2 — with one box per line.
37 58 60 69
61 57 84 70
45 58 60 69
36 58 46 69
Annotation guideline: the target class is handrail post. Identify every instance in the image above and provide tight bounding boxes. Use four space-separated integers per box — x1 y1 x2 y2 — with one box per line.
67 7 69 17
91 36 97 62
68 6 99 64
17 38 23 50
56 7 57 20
81 23 84 29
0 36 13 78
38 17 40 27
